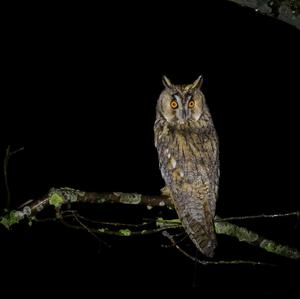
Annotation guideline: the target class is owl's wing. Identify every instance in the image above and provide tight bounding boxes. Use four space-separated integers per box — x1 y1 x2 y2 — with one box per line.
154 120 219 257
172 184 217 258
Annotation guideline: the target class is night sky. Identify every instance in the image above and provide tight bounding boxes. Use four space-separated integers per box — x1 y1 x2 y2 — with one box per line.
1 1 300 295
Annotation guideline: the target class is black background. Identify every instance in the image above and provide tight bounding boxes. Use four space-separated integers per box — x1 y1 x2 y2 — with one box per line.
1 1 300 296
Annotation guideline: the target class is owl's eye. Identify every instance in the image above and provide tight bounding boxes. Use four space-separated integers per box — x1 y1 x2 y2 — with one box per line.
188 99 195 108
170 100 178 109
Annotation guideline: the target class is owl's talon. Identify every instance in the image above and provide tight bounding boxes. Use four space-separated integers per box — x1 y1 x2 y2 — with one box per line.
160 186 171 196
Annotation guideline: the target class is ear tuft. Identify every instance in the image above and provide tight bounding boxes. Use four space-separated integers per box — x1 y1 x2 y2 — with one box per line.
191 75 203 90
162 76 173 89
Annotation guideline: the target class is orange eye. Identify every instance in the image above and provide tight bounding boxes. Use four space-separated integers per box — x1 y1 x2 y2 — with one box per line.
170 100 178 109
188 99 195 108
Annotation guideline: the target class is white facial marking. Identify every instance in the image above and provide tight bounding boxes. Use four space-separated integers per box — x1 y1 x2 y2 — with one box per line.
174 94 181 102
170 158 176 169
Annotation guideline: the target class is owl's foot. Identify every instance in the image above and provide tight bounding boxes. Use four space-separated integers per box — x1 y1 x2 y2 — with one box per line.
160 185 171 197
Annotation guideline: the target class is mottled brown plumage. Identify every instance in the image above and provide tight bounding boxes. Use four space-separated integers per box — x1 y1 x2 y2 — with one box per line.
154 76 219 257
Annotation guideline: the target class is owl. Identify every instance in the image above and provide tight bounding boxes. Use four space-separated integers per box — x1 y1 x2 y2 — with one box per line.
154 75 219 257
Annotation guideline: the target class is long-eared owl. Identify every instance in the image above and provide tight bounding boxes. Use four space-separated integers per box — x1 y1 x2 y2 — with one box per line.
154 76 219 257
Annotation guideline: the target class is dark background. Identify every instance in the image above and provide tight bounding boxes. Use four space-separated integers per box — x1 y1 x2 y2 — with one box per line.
1 1 300 295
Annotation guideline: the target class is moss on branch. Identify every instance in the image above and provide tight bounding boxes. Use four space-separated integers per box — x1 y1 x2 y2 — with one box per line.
1 187 299 260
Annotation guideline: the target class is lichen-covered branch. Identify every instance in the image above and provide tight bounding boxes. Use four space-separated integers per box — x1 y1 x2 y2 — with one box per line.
214 218 300 259
0 188 172 229
0 187 299 260
228 0 300 30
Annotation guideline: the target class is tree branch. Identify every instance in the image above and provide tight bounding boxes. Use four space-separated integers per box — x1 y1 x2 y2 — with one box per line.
228 0 300 30
1 187 299 260
215 217 300 259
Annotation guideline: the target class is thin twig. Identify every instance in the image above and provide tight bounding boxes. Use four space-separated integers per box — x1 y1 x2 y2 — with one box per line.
4 145 11 209
217 211 300 222
10 147 25 156
162 231 275 266
60 211 156 228
72 213 110 248
3 145 24 210
58 212 181 236
75 215 155 228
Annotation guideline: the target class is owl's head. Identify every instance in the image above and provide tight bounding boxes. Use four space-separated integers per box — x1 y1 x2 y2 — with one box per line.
156 76 205 124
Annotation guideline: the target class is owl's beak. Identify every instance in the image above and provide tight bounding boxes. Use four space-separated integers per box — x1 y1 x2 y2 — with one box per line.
178 109 187 124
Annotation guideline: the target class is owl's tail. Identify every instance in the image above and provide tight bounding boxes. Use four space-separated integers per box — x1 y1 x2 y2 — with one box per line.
173 192 217 258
